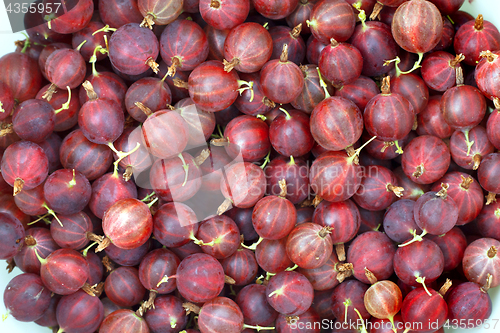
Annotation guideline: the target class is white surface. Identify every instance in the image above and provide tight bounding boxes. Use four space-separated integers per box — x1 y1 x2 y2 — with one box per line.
1 1 500 332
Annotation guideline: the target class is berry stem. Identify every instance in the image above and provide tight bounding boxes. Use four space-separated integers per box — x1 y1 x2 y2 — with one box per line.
399 52 424 75
316 67 331 98
243 324 275 331
462 129 474 156
398 229 428 247
42 203 63 227
34 248 47 266
178 153 189 187
241 237 264 251
236 80 254 102
54 87 72 114
260 150 271 169
279 107 292 120
415 275 432 297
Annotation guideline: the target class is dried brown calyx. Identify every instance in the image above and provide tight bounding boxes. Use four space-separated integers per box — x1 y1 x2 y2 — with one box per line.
183 302 201 315
438 278 452 297
217 198 233 215
479 50 499 62
82 282 104 297
225 275 236 284
42 83 58 101
223 57 241 72
413 165 424 178
25 235 37 246
13 178 24 196
364 268 378 285
280 44 289 63
474 14 484 31
262 96 276 108
145 57 160 74
134 101 152 116
381 76 391 95
455 66 464 85
473 154 482 170
278 179 288 198
291 24 302 39
173 78 189 89
486 192 497 205
449 53 465 68
82 81 98 101
480 274 492 293
0 122 14 137
336 263 353 283
487 246 497 259
369 2 384 20
319 226 333 238
436 183 450 198
210 0 221 9
140 14 156 30
335 243 346 262
312 195 323 208
167 56 182 77
460 175 474 190
194 148 211 166
387 183 405 197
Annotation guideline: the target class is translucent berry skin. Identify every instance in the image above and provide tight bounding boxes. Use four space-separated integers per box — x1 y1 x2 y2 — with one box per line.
462 238 500 288
44 0 94 34
109 23 160 75
102 198 153 250
265 271 314 316
0 213 25 260
223 22 273 73
43 168 92 215
391 0 443 54
260 56 305 105
310 96 363 152
474 50 500 101
203 0 251 30
176 253 226 303
138 0 184 25
45 49 87 89
3 273 52 322
308 0 356 44
40 248 90 295
160 19 209 72
413 190 459 235
1 141 49 192
477 153 500 195
446 282 492 325
401 288 448 332
188 60 240 112
12 99 55 143
99 309 149 333
0 52 43 103
401 135 451 185
56 290 104 333
347 231 396 284
454 16 500 66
